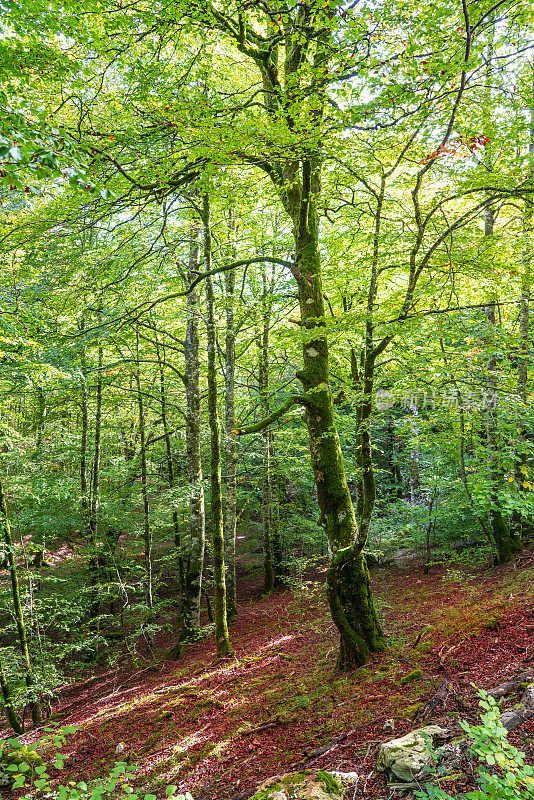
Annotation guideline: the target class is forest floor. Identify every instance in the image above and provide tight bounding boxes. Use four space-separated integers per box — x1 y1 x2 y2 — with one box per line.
4 545 534 800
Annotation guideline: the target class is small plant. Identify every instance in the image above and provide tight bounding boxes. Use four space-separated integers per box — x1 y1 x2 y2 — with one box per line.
416 690 534 799
1 726 193 800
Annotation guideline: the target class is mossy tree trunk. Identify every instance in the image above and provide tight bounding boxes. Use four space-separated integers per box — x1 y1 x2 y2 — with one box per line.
203 194 232 658
0 473 40 725
223 208 238 622
287 156 385 670
180 223 206 642
0 655 23 734
210 7 385 668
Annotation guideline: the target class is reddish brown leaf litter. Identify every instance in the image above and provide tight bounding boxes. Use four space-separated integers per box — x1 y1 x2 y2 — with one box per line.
3 548 534 800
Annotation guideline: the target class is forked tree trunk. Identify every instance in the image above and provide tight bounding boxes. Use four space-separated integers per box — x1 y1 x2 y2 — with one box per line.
180 224 206 642
203 194 232 658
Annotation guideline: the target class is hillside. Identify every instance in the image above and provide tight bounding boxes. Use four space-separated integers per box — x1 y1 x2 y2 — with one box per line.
4 547 533 800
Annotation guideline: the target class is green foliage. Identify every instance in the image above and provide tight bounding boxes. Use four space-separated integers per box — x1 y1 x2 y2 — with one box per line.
416 691 534 800
1 727 193 800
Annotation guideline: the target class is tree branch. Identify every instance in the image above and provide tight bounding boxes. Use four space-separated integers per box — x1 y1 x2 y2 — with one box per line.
235 395 309 435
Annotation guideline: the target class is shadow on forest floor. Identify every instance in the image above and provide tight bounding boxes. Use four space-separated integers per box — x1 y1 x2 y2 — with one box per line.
3 546 534 800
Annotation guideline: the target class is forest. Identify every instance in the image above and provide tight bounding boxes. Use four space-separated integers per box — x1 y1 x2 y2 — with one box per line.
1 0 534 798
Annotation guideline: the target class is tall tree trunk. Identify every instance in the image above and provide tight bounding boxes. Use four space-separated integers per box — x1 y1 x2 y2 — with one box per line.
223 209 238 621
511 75 534 541
386 418 403 500
89 344 103 619
203 194 232 658
0 474 40 725
0 655 23 733
35 386 46 460
289 157 385 669
485 300 518 562
408 403 421 504
79 317 90 538
259 286 274 593
180 224 206 642
155 333 185 591
134 359 153 613
270 439 285 585
481 20 521 563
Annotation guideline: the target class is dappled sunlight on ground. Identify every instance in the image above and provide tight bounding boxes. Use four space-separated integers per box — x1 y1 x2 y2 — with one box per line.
4 549 534 800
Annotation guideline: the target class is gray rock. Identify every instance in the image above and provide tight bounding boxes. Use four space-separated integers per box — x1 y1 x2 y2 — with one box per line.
500 682 534 731
0 764 11 788
329 771 359 785
377 725 449 783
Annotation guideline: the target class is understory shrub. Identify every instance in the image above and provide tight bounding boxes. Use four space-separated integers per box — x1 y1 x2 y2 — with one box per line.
416 691 534 799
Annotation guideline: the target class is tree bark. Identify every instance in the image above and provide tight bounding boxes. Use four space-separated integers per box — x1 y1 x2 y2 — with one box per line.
134 357 153 612
88 343 104 620
288 157 385 669
511 76 534 541
0 473 40 725
223 209 238 621
154 332 185 591
260 272 274 593
203 194 232 658
0 655 24 734
180 223 206 642
79 316 90 538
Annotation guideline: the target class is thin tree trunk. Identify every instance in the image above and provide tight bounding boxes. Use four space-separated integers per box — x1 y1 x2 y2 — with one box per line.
79 317 90 537
0 655 23 733
35 386 46 460
223 209 238 621
179 223 206 643
89 344 103 619
0 473 40 725
155 333 185 590
270 440 285 586
480 21 521 563
259 285 274 593
203 194 232 658
511 74 534 541
134 359 153 613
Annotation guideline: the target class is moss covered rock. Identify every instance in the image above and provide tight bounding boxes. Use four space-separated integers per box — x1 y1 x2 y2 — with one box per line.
250 770 344 800
400 669 423 685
